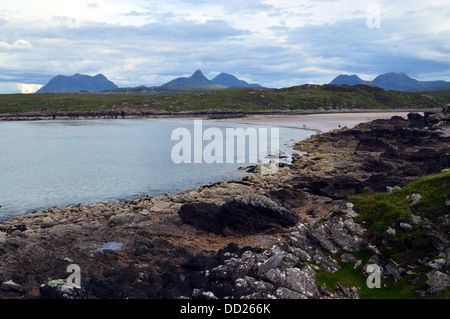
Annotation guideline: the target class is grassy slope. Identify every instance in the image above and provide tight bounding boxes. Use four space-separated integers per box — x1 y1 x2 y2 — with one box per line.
0 85 448 115
316 171 450 299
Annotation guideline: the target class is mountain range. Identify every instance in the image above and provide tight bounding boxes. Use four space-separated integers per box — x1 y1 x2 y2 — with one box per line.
36 71 449 94
37 73 119 93
36 70 262 94
329 72 450 92
162 70 261 88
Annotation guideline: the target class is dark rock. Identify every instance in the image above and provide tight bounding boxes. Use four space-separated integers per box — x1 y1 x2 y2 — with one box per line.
356 137 390 152
268 188 309 208
407 112 423 121
211 281 234 298
181 254 219 271
179 195 299 236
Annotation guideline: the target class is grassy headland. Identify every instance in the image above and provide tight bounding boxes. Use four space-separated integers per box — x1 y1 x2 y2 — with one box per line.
0 84 449 117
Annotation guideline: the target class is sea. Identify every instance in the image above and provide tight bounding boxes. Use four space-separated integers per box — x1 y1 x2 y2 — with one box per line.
0 118 315 220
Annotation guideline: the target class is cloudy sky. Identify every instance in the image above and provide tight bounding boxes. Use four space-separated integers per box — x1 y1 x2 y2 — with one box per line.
0 0 449 93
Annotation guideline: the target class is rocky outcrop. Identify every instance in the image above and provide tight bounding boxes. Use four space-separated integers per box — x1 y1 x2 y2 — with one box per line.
179 195 299 236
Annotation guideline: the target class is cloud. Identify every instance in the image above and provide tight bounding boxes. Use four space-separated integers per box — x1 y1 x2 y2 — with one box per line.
17 83 43 93
0 39 33 50
0 0 448 91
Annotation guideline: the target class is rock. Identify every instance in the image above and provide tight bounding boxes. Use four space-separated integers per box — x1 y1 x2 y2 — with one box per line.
400 222 413 231
386 227 396 236
426 270 450 294
40 279 88 299
445 200 450 209
313 250 340 274
427 258 446 270
281 266 320 299
334 202 358 217
309 215 367 253
40 217 55 229
387 186 401 193
334 283 360 299
257 252 285 275
108 213 137 227
268 188 309 208
407 193 422 205
181 254 220 271
1 280 23 293
385 261 402 281
179 195 299 236
341 253 357 263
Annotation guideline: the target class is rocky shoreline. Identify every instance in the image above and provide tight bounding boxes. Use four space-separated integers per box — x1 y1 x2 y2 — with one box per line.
0 108 440 121
0 106 449 299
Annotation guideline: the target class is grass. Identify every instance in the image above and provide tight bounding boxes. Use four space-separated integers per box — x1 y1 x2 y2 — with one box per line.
351 171 450 264
315 251 423 299
1 84 449 115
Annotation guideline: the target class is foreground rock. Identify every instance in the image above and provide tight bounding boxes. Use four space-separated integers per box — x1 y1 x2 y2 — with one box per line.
179 195 299 236
0 106 449 299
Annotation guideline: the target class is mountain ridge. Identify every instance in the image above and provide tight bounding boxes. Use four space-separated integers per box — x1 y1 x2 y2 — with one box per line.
37 73 119 93
162 70 262 89
330 72 450 91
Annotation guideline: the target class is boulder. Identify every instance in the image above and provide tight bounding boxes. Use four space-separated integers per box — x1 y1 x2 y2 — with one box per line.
179 195 299 236
426 270 450 294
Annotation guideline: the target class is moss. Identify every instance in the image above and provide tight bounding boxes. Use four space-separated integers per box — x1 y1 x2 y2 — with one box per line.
315 251 425 299
351 171 450 264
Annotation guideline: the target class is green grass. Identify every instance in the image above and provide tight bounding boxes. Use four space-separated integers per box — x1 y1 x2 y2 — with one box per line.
1 84 448 115
315 251 423 299
351 171 450 264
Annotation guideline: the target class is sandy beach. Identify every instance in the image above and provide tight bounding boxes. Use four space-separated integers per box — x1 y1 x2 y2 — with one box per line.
222 111 420 133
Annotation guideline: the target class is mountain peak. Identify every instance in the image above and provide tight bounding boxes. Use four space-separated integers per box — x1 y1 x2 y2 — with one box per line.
36 73 118 93
329 74 368 86
211 72 261 88
190 70 208 80
162 70 261 88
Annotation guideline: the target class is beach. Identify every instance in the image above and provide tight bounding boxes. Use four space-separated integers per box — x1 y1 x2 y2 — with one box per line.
222 111 419 132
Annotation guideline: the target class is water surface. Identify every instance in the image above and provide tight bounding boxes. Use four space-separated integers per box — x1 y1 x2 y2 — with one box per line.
0 118 314 220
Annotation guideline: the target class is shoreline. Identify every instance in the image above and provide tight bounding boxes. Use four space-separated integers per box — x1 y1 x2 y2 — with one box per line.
0 110 426 222
221 111 422 133
0 108 439 123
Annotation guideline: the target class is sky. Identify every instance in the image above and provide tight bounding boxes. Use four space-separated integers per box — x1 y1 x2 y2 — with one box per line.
0 0 449 93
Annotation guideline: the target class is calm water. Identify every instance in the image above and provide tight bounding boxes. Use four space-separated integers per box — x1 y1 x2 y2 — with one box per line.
0 118 314 220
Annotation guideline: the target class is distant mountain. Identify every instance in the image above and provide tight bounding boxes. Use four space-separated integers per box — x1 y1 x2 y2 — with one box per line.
329 72 450 92
162 70 212 88
211 73 261 88
37 73 118 93
162 70 261 89
329 74 371 86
